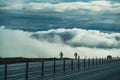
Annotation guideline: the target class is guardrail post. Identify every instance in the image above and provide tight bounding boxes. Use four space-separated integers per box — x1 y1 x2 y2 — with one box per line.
26 62 28 80
92 58 94 67
78 56 80 71
71 59 73 71
41 59 44 80
96 57 98 66
99 58 101 65
101 58 103 64
88 58 90 68
63 58 65 73
83 58 86 70
53 57 56 76
4 63 7 80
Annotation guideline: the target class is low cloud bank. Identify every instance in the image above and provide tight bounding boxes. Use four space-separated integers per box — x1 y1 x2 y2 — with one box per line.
0 26 120 58
31 28 120 49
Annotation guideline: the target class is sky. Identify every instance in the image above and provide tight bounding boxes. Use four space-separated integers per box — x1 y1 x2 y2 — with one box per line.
0 0 120 58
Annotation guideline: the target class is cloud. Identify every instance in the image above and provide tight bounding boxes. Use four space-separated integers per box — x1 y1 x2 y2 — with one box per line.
0 1 119 58
31 28 120 49
0 26 62 58
0 26 120 58
0 27 120 58
1 1 120 13
0 0 119 32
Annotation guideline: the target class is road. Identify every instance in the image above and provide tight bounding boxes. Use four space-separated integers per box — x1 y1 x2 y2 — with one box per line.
0 60 120 80
53 62 120 80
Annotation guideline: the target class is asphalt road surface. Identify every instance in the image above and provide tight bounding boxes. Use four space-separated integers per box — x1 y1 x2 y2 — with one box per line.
53 63 120 80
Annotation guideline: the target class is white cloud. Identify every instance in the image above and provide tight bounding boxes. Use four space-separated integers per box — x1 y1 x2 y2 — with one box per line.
0 1 119 28
0 26 120 58
32 28 120 49
1 1 120 13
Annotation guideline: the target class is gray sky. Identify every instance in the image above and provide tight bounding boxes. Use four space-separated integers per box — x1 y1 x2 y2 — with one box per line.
0 0 120 58
0 0 120 32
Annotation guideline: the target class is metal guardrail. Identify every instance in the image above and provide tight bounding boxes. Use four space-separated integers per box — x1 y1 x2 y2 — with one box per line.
0 57 120 80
